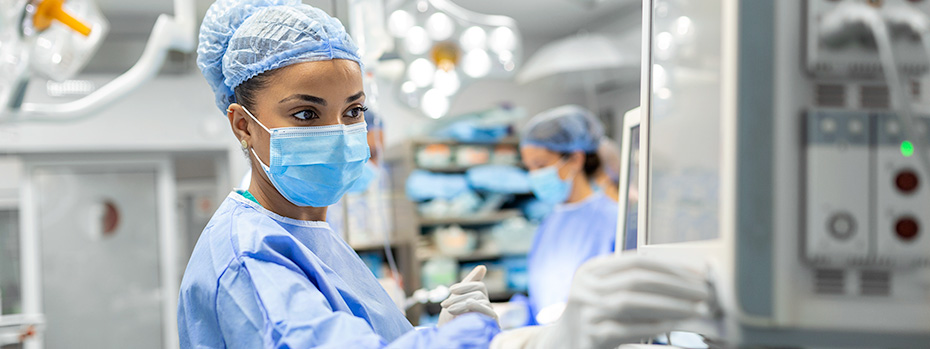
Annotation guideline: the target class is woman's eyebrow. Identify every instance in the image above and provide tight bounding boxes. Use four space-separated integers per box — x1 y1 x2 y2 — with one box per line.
346 91 365 104
279 94 327 105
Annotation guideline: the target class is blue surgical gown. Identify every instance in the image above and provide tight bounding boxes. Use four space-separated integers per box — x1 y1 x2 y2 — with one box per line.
527 192 618 321
178 192 499 348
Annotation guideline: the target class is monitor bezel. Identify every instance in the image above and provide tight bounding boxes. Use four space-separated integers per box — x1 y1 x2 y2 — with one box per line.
615 107 640 252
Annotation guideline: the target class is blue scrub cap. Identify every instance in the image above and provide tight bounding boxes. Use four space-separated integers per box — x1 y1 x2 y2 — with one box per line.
198 0 362 113
520 105 605 153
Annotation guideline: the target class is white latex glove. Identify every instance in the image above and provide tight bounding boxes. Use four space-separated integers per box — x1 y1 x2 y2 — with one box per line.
490 254 709 349
437 265 499 327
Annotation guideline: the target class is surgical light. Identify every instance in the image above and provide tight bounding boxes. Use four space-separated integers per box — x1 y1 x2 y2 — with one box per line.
388 10 414 38
426 12 454 41
498 50 513 64
460 26 487 51
462 49 491 78
408 58 435 87
504 61 514 71
389 0 521 119
489 27 516 53
421 88 449 119
402 81 418 94
433 69 460 96
1 0 196 120
30 0 91 36
27 0 109 82
404 26 431 55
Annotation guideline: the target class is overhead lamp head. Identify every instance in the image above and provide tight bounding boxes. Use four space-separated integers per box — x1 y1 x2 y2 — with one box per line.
391 0 522 119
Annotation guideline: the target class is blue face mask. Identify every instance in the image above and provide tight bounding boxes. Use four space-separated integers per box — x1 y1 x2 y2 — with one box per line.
528 160 574 204
347 162 378 193
244 106 370 207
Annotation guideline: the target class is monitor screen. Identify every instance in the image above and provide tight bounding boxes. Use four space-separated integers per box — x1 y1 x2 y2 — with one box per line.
623 125 640 250
646 0 723 245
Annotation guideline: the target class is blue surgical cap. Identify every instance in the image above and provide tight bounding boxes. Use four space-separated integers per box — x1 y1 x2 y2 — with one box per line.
198 0 362 113
520 105 605 153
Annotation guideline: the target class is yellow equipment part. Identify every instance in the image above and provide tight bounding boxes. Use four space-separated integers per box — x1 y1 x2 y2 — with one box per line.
32 0 92 36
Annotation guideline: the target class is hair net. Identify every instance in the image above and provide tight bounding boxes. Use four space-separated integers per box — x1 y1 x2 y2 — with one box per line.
597 138 621 182
198 0 362 113
520 105 605 153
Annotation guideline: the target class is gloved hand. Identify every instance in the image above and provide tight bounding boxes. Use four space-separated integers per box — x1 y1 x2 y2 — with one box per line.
438 265 499 327
490 254 709 349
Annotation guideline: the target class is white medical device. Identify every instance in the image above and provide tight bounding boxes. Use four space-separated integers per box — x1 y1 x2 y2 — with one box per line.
0 0 195 120
637 0 930 346
615 106 640 252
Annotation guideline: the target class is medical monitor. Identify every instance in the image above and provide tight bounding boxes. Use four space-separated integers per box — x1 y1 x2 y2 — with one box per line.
615 107 640 251
639 0 930 347
640 0 722 248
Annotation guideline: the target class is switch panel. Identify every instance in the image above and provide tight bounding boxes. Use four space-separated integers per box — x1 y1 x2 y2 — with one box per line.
874 113 930 265
805 111 872 264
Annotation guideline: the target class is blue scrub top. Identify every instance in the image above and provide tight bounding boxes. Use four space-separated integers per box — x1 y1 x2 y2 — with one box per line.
178 192 499 348
527 192 618 321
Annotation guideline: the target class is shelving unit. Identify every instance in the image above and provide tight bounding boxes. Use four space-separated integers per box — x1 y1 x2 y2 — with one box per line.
384 137 534 325
419 209 522 227
416 252 520 263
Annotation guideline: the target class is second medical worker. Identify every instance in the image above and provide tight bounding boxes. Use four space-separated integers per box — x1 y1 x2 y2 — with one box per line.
520 105 620 324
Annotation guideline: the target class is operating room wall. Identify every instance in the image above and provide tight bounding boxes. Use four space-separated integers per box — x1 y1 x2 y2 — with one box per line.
0 74 231 153
591 6 643 142
0 72 249 195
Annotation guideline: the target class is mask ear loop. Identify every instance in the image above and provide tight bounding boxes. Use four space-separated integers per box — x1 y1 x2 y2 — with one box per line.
240 105 272 169
556 154 579 189
241 105 272 134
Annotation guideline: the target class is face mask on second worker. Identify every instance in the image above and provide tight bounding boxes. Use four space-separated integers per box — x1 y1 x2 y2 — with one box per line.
528 159 574 204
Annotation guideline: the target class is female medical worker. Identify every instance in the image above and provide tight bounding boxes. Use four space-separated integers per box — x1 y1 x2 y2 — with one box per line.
595 137 622 203
177 1 500 347
519 105 620 325
179 1 710 347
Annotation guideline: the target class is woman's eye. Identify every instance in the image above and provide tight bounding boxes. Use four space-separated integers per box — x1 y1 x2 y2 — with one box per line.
292 110 318 120
345 106 368 119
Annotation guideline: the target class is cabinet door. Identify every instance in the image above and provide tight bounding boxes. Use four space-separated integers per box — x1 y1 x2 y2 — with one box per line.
34 167 162 349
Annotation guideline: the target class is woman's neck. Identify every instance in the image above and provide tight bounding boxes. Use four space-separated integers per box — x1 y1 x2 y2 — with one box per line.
248 167 327 221
566 174 594 204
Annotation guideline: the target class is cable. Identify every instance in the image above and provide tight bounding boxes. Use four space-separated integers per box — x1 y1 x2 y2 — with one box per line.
880 1 930 177
820 2 930 176
369 117 401 286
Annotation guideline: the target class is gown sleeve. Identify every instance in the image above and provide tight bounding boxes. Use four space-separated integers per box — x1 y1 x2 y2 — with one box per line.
216 255 499 348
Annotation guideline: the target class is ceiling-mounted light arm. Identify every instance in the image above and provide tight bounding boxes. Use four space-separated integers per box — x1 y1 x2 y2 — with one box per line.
427 0 518 29
170 0 197 52
13 0 196 119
